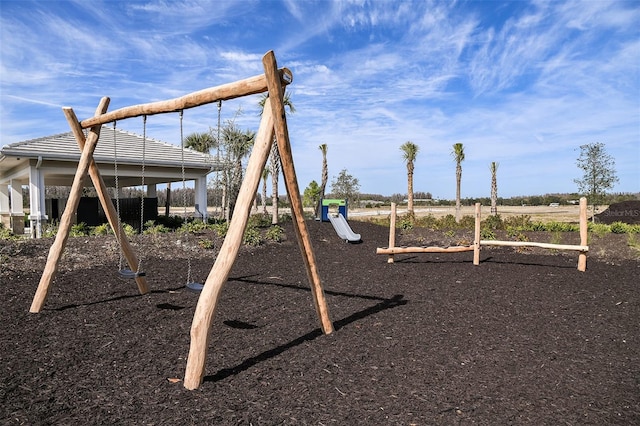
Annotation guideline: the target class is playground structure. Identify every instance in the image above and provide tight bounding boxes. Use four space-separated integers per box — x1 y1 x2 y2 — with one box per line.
28 51 334 390
321 199 361 242
377 198 589 271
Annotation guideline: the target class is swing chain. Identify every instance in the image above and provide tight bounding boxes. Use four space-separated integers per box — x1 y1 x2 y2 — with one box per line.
179 110 194 285
113 121 125 271
137 115 147 274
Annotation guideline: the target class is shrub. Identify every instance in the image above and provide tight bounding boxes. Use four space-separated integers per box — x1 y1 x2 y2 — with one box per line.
198 239 215 249
503 215 532 231
480 228 496 240
544 221 578 232
211 222 228 238
179 219 208 234
243 226 263 246
415 214 438 229
70 222 90 237
42 223 58 238
458 215 475 229
0 223 19 241
91 223 112 236
436 214 457 230
248 213 272 228
265 225 284 242
482 214 503 230
610 221 629 234
588 222 609 238
122 223 136 237
279 213 292 223
144 223 171 234
530 221 547 231
398 215 414 231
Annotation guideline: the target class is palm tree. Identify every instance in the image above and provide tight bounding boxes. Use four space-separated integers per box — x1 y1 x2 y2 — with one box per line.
184 132 215 153
225 125 255 219
451 143 465 222
258 91 295 224
315 143 328 219
400 141 419 216
261 167 270 215
490 162 499 215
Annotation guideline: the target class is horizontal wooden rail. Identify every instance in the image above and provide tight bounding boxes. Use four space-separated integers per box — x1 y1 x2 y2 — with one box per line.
79 68 293 128
378 198 588 271
377 245 474 255
479 240 589 252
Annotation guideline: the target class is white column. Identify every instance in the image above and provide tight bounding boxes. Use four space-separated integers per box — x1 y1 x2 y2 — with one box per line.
29 165 47 238
10 179 25 234
146 184 157 198
194 176 208 221
0 184 10 228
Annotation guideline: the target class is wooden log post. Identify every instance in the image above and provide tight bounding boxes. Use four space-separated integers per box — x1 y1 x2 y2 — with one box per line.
578 197 588 272
63 104 149 294
388 203 397 263
30 100 110 313
263 51 334 336
184 96 276 390
473 202 481 265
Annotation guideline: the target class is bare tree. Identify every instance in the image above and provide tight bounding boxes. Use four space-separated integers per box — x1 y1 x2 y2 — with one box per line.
574 142 619 221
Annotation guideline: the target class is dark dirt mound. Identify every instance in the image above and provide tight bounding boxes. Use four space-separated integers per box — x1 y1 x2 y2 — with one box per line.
595 200 640 224
1 220 638 425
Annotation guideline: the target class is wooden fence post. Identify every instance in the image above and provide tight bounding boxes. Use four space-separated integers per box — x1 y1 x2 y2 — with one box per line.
388 203 397 264
473 203 481 265
578 197 588 272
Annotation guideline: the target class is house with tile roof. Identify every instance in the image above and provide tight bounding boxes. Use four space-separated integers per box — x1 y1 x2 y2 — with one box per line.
0 126 222 237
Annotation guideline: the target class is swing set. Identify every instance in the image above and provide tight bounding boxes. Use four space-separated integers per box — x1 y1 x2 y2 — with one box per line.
29 51 334 390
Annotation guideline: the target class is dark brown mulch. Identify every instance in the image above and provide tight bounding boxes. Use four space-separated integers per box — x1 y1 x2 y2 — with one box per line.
1 220 638 425
595 201 640 224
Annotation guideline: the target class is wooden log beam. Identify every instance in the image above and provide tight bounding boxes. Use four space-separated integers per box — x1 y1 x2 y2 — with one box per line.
479 240 589 251
263 51 334 336
64 103 149 294
80 68 293 129
376 246 475 255
30 99 110 313
184 95 276 391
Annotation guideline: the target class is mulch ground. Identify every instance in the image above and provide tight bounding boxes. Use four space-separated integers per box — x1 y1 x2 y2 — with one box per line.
1 219 638 425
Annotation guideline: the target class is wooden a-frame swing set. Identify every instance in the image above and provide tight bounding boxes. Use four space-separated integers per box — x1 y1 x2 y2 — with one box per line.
29 51 334 390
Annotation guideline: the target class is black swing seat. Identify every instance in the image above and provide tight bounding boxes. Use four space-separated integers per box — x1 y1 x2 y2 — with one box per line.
186 282 204 292
118 269 146 279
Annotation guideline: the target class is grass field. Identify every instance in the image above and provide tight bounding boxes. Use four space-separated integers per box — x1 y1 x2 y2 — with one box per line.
169 204 603 224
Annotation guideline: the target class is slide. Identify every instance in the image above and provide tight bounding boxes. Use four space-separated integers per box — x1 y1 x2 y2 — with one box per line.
328 213 361 243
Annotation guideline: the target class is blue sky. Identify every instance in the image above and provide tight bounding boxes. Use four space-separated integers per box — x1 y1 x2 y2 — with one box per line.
1 0 638 199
